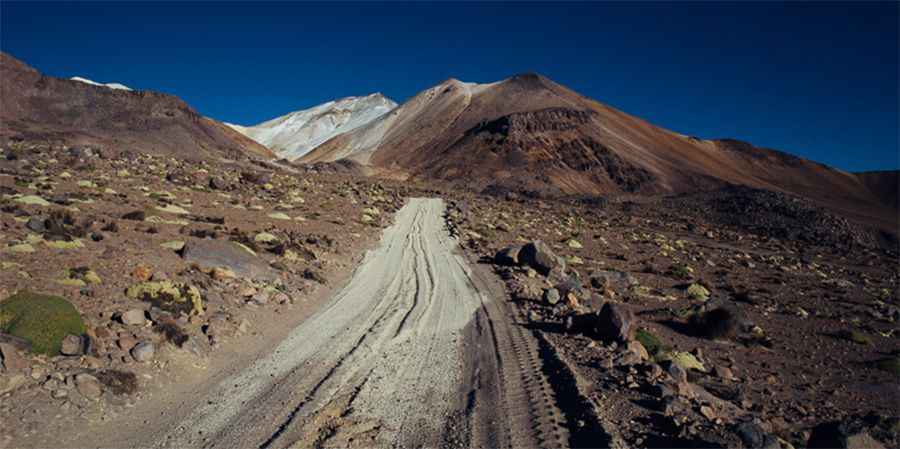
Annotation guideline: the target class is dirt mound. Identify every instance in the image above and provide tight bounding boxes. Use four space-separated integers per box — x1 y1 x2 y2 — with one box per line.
665 185 886 249
0 52 272 160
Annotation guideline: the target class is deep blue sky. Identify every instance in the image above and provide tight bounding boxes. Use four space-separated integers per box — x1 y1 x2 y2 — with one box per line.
1 2 897 171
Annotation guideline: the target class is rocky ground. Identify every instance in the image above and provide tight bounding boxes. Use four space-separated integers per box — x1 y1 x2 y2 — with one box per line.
1 138 897 449
0 141 407 448
444 188 899 448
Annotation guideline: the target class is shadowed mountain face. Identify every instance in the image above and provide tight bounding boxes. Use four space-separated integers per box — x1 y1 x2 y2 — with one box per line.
0 52 272 160
302 73 897 230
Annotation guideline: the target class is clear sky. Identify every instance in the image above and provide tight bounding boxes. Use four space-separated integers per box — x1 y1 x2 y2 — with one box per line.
1 1 897 171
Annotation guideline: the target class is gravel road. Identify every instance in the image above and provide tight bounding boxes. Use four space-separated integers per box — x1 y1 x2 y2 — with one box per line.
146 198 568 449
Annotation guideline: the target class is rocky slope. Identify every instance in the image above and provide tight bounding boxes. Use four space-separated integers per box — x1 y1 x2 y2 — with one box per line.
227 93 396 160
302 74 896 234
444 187 899 449
0 52 273 161
0 138 406 447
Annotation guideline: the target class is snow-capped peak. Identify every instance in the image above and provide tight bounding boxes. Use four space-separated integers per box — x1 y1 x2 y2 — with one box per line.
228 93 397 160
70 76 133 91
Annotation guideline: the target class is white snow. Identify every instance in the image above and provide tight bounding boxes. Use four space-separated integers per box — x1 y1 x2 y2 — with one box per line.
70 76 133 91
228 93 397 160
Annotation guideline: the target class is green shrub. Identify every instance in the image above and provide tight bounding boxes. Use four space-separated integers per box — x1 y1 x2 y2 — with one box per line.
635 328 669 357
668 263 693 280
0 291 86 355
839 329 872 345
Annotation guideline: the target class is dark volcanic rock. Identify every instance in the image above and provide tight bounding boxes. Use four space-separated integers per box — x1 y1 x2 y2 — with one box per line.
807 420 887 449
593 302 635 342
518 240 560 275
494 245 521 266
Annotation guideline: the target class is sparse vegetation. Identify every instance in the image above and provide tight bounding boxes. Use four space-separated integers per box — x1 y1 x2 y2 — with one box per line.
0 291 86 355
635 327 669 358
839 329 872 345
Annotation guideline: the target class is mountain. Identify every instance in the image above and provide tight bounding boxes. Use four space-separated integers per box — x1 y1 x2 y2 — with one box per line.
302 73 896 229
70 76 132 91
0 52 272 160
855 170 899 211
227 94 396 160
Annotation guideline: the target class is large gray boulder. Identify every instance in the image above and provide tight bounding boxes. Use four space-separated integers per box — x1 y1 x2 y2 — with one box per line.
182 239 276 281
518 240 561 276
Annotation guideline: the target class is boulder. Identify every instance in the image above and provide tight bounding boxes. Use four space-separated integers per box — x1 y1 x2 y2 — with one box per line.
494 246 521 266
593 302 635 342
518 240 561 276
807 421 886 449
182 239 276 281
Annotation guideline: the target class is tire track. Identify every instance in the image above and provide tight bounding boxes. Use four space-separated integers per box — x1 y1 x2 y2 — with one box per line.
141 198 586 449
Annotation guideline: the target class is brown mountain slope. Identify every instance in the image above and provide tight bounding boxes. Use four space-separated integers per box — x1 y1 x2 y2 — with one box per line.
302 73 896 229
856 170 899 211
0 52 272 160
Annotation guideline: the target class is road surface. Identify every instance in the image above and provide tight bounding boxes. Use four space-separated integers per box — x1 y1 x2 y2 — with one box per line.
150 198 570 449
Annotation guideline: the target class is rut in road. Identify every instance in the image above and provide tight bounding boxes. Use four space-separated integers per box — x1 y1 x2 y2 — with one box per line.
155 198 572 449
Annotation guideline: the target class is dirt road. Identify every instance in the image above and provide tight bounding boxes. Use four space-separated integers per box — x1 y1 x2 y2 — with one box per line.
130 198 572 449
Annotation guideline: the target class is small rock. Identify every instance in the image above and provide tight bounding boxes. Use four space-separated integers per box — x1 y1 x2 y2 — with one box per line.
211 267 237 280
713 365 735 381
131 341 155 362
700 405 716 421
543 288 561 305
0 343 28 373
122 210 146 221
120 309 146 326
132 265 153 281
626 340 649 361
25 217 46 233
208 177 229 190
117 337 137 351
59 334 85 356
74 373 102 400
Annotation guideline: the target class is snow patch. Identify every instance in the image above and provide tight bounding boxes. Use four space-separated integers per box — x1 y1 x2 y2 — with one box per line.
70 76 132 91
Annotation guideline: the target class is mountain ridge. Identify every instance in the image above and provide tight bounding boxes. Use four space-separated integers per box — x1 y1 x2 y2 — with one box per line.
227 93 397 160
0 52 272 160
302 72 897 231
